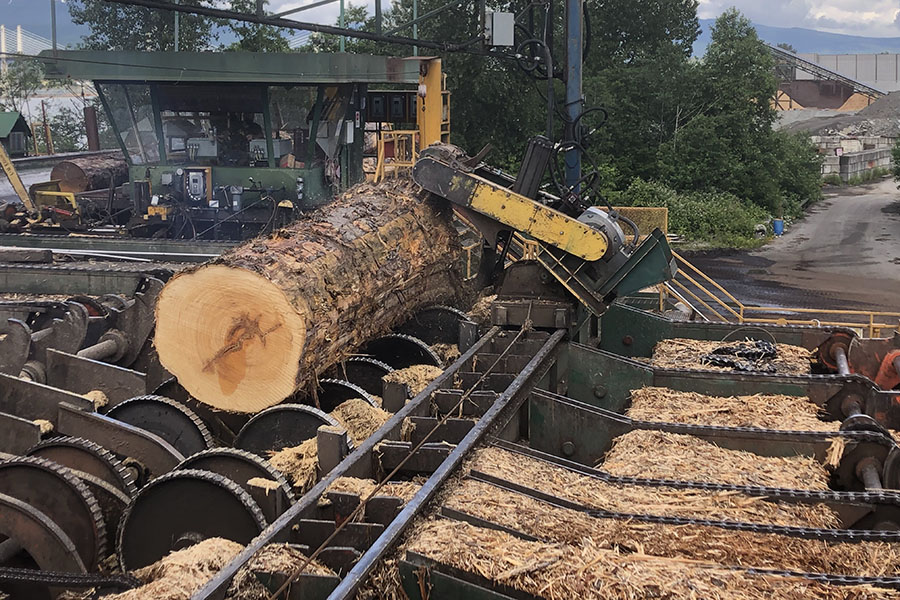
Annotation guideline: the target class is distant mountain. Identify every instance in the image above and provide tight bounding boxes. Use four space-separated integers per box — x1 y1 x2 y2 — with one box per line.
695 19 900 56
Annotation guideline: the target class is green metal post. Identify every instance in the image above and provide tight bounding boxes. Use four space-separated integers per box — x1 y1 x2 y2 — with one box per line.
174 0 180 51
261 86 276 168
412 0 418 56
308 86 325 161
95 86 132 165
149 85 167 166
339 0 345 52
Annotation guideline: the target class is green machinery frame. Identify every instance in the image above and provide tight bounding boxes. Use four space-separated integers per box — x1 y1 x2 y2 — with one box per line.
39 51 422 208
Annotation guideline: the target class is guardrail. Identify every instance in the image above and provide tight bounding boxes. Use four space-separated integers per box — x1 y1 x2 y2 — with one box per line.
666 250 900 337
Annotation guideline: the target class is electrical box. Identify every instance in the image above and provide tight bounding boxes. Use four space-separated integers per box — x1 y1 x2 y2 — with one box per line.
485 12 515 47
249 139 294 159
185 138 218 159
184 168 212 204
344 122 354 145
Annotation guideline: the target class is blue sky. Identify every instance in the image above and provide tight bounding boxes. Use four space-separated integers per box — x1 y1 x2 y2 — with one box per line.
4 0 900 48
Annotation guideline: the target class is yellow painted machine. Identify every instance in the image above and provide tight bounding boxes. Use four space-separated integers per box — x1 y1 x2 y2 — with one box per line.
413 143 676 327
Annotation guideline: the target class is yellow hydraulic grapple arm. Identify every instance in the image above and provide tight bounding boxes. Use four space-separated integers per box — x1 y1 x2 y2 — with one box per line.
0 142 35 213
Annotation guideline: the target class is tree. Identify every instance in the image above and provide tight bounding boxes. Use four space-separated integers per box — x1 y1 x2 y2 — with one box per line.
68 0 217 51
224 0 290 52
48 107 88 152
0 60 44 112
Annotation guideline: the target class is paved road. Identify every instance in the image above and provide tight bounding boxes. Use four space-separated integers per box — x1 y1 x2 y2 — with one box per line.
687 178 900 313
0 168 53 205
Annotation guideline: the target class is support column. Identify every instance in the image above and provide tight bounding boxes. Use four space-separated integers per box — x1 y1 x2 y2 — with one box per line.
564 0 582 189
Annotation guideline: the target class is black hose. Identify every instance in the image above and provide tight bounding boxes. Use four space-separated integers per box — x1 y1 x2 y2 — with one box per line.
613 212 640 247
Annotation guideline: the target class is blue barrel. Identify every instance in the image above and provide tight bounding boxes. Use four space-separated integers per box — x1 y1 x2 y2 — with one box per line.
773 218 784 236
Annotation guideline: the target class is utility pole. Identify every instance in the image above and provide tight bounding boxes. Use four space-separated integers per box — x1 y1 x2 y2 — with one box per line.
1 26 6 73
564 0 583 189
413 0 418 56
339 0 345 51
50 0 58 54
174 0 180 51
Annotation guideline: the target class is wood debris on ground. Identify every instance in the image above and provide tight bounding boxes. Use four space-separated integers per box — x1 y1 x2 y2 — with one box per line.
443 478 900 577
627 386 836 431
652 338 811 374
226 543 333 600
431 342 461 364
469 446 838 527
404 520 900 599
331 398 392 444
467 293 497 326
382 365 445 396
324 476 423 504
269 437 318 492
600 429 831 489
105 538 242 600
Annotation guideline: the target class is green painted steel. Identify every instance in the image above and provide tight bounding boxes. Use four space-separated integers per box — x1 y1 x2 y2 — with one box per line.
562 342 845 413
400 559 522 600
130 165 332 209
563 343 652 412
598 303 838 358
38 51 420 85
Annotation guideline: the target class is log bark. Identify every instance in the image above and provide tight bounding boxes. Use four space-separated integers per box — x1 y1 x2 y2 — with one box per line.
49 154 128 193
154 181 465 413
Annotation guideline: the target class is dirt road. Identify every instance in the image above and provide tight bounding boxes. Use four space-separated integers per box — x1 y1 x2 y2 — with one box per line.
686 178 899 313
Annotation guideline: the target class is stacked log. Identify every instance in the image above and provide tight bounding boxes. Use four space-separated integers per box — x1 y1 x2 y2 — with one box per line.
49 153 128 193
154 181 465 413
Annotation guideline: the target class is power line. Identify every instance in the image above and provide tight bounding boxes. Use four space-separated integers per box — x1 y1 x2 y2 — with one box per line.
99 0 486 54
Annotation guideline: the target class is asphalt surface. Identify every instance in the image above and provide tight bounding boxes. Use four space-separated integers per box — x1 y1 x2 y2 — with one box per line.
686 178 900 313
0 167 54 205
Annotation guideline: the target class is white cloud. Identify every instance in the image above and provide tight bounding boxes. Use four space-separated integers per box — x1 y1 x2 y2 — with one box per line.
697 0 900 37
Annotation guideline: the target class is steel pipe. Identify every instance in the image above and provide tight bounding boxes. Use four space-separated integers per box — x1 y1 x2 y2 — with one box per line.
856 456 884 490
833 345 851 376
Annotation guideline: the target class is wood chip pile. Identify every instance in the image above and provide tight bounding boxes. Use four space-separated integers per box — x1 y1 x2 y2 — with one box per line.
652 338 811 374
103 538 333 600
443 479 900 577
469 447 839 527
600 430 831 489
325 476 422 504
405 520 900 599
627 386 836 431
382 365 445 396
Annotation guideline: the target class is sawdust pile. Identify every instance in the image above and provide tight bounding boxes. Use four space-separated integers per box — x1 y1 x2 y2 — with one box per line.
226 544 333 600
431 342 461 364
33 419 53 434
106 538 242 600
652 338 811 374
627 386 836 431
383 365 444 396
467 293 496 325
331 398 392 444
444 478 900 577
269 438 318 492
600 430 831 490
469 447 838 528
405 520 900 599
325 476 423 502
83 389 109 410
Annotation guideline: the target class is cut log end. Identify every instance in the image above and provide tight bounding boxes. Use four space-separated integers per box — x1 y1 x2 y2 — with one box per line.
154 265 308 413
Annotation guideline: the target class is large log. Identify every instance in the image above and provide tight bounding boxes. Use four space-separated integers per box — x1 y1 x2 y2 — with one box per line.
49 154 128 193
154 181 465 413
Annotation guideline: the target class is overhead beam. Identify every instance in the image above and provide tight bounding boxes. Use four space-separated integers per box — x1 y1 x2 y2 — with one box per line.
99 0 481 52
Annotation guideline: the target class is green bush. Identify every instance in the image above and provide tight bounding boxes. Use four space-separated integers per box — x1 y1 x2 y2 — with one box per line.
619 178 768 246
822 174 843 186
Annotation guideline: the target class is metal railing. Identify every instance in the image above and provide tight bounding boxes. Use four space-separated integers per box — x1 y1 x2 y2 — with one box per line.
374 130 418 182
665 250 900 337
